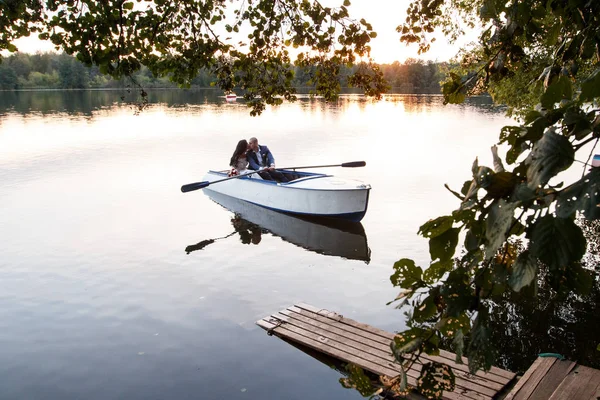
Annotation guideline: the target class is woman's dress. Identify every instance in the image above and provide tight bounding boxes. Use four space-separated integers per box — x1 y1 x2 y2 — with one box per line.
229 156 251 176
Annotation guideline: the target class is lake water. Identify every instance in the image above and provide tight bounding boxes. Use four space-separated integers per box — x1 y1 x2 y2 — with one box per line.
0 90 512 400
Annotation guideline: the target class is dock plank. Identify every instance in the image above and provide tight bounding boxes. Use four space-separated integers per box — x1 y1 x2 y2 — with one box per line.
547 364 600 400
290 304 515 385
257 304 520 400
505 356 557 400
273 312 497 399
278 309 505 396
528 359 576 400
258 317 474 400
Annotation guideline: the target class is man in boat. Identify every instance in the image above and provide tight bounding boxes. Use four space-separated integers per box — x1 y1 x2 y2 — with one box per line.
246 137 289 182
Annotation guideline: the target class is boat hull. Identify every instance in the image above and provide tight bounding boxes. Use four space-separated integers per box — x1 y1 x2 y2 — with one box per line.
202 171 370 222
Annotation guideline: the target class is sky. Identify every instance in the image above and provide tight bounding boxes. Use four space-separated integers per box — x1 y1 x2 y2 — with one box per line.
8 0 476 64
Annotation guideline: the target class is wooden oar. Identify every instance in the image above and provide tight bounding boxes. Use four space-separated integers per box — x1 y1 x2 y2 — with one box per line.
181 170 262 193
279 161 366 170
185 232 236 254
180 161 366 193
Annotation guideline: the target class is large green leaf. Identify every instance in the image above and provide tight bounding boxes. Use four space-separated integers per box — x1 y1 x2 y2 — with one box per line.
580 68 600 102
465 228 479 251
339 364 378 397
485 171 518 199
529 215 586 271
453 329 465 364
417 362 456 399
390 258 423 289
485 199 518 260
563 107 592 139
508 250 537 292
423 260 453 283
541 75 572 108
525 129 574 190
441 267 474 316
438 313 471 337
392 327 425 356
429 228 460 263
563 263 593 296
556 168 600 219
413 295 438 322
418 215 453 238
466 310 497 374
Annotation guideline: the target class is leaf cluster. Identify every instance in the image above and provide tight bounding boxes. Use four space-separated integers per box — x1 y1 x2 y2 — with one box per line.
389 0 600 397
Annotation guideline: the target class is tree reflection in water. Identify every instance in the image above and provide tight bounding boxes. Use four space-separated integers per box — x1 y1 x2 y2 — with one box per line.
435 219 600 373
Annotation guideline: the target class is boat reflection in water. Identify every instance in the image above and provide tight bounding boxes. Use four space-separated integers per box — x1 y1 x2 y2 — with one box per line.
186 189 371 263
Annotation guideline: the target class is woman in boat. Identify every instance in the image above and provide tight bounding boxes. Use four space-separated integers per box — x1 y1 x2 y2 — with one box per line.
228 139 250 177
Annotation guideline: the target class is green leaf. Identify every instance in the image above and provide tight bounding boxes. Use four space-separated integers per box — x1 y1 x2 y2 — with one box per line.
465 229 479 251
417 362 456 399
122 2 134 10
391 259 423 289
526 129 574 190
513 183 536 203
413 295 438 322
461 179 473 196
441 267 474 316
563 262 593 296
419 215 453 238
466 310 497 374
343 0 351 6
392 328 424 355
485 171 518 198
563 107 592 139
580 68 600 102
556 168 600 219
398 367 408 392
339 364 378 396
479 0 496 19
541 75 572 108
453 329 465 364
422 333 441 356
438 313 471 337
500 125 526 145
429 228 460 262
508 250 537 292
485 199 518 260
529 215 586 271
441 73 465 104
545 23 560 46
423 260 452 283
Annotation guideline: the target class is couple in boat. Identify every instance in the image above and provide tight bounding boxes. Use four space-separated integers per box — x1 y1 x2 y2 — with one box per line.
229 137 288 182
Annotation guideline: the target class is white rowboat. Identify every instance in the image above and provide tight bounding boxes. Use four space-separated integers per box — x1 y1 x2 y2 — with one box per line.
201 170 371 222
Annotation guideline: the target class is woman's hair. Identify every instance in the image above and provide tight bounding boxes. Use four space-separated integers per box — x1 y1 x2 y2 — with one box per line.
229 139 248 167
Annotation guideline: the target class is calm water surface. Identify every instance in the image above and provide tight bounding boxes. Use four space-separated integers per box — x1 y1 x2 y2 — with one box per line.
0 90 510 400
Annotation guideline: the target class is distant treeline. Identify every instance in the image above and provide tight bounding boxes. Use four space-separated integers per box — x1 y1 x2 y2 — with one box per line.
0 52 444 92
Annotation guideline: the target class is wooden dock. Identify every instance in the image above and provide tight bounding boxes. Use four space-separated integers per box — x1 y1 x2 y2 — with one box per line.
256 303 517 400
504 356 600 399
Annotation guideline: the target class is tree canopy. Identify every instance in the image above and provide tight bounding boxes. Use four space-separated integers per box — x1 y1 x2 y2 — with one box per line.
3 0 600 398
1 0 387 114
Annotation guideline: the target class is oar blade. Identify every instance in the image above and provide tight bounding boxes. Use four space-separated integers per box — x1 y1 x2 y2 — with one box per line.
181 181 210 193
341 161 366 168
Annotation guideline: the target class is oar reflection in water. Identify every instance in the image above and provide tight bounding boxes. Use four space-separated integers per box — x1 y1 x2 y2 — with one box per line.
185 215 265 254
